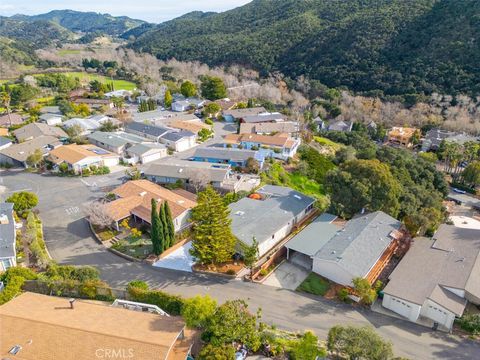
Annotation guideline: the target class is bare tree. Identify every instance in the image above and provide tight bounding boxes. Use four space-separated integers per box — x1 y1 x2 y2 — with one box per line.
86 201 113 229
189 170 210 193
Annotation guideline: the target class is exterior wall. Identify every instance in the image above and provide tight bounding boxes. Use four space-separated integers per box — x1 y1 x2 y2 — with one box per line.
88 139 124 154
0 154 22 168
191 156 246 168
0 256 17 271
382 294 422 322
140 150 167 164
172 103 189 112
442 286 465 299
420 299 456 330
173 210 191 232
258 222 292 257
102 156 120 167
312 259 353 286
0 142 12 151
44 117 63 126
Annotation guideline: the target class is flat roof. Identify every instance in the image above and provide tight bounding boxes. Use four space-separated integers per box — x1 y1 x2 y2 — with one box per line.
0 202 15 258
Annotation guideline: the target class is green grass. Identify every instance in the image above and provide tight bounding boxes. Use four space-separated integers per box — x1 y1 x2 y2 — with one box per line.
297 273 330 296
34 71 138 91
314 136 344 151
289 172 325 196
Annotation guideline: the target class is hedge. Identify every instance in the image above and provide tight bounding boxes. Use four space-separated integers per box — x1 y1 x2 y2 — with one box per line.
127 286 185 315
0 276 26 305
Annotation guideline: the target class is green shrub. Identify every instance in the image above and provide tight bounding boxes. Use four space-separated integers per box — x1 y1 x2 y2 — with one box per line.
198 344 235 360
226 269 236 275
338 288 350 302
0 266 38 283
181 295 217 329
457 313 480 335
0 276 26 305
205 118 214 125
127 280 149 291
127 286 185 315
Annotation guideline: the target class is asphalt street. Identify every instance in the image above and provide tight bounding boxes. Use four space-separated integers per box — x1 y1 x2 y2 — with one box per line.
1 168 479 359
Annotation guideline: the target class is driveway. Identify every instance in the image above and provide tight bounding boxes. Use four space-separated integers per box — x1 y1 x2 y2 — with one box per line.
153 242 194 273
2 170 480 359
263 261 309 290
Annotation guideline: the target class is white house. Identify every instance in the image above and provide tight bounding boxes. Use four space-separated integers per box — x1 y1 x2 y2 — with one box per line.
160 130 197 152
171 100 191 112
48 144 119 173
0 202 16 271
124 143 168 164
382 224 480 331
39 113 63 126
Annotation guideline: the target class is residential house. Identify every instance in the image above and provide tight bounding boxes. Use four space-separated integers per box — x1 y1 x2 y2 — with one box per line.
125 122 171 142
223 107 267 123
105 89 133 98
39 113 63 126
161 131 197 152
63 115 119 136
0 202 16 271
388 127 419 147
125 143 167 164
87 131 145 154
239 121 298 135
13 123 67 142
73 98 114 110
382 224 480 331
204 99 237 116
0 113 24 128
223 133 301 160
313 116 326 132
169 119 211 135
39 106 62 115
48 144 120 173
105 180 197 232
328 120 353 132
240 112 287 124
171 100 191 112
190 147 264 168
0 136 12 151
422 129 478 152
229 185 316 257
306 211 404 287
0 136 62 168
0 292 194 360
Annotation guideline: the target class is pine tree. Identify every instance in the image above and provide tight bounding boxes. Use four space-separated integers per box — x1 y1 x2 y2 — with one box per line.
164 202 176 247
150 199 165 255
190 186 236 265
159 202 171 250
164 90 173 107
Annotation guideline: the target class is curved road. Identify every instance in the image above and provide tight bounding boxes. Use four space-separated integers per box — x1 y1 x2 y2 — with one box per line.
1 170 479 359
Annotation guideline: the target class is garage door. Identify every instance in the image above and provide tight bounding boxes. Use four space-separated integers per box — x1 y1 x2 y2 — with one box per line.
142 152 162 164
425 304 450 326
388 296 414 319
289 252 312 270
103 157 119 167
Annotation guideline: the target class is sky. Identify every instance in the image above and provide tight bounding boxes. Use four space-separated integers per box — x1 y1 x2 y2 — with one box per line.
0 0 252 23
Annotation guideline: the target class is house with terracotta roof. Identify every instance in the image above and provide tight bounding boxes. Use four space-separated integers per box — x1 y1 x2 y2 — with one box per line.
0 136 62 168
223 133 300 160
48 144 120 173
104 180 197 231
0 292 194 360
387 127 419 147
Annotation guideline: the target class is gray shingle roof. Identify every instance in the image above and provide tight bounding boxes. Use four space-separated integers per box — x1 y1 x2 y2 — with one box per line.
0 136 12 147
229 185 316 247
161 130 195 142
0 202 15 258
87 131 145 148
0 136 61 162
314 211 401 278
127 143 166 156
223 107 267 119
144 159 230 183
241 113 286 123
126 122 171 138
192 147 257 162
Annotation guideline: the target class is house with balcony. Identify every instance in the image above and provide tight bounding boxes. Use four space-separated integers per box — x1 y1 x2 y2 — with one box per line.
223 133 300 160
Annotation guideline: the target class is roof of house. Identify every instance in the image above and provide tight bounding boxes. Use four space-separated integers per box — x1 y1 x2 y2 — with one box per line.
39 106 61 115
241 113 286 123
0 128 8 137
388 127 417 138
192 147 257 162
285 213 340 257
0 292 185 360
63 117 99 131
106 180 196 222
170 120 210 134
204 99 236 111
229 185 316 247
144 159 230 183
73 98 112 105
126 122 171 138
251 121 298 134
314 211 402 278
172 100 191 107
0 113 23 127
87 131 145 148
39 113 62 121
48 144 117 165
328 120 352 132
0 202 15 258
161 130 195 142
126 143 166 156
224 133 291 147
223 107 266 118
424 129 478 149
0 136 61 162
384 224 480 315
13 123 67 141
0 136 12 147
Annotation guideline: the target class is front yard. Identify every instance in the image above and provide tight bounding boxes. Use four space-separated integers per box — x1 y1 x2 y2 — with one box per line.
111 235 153 260
297 273 331 296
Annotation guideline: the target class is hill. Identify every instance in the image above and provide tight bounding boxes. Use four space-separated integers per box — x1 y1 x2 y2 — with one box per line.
130 0 480 98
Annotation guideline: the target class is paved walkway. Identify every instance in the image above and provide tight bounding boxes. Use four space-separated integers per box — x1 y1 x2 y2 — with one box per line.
263 261 309 290
1 170 479 359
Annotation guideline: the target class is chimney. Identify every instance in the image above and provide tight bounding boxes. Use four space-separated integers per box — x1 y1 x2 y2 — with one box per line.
69 298 76 309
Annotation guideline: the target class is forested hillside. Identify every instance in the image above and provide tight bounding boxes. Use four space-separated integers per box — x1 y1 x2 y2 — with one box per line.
131 0 480 98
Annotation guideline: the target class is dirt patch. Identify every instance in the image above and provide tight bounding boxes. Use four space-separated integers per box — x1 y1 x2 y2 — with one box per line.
193 261 244 276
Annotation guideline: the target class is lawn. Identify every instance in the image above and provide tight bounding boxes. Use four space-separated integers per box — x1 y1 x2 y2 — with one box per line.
314 136 344 151
289 172 325 196
111 236 153 259
34 71 138 91
297 273 331 296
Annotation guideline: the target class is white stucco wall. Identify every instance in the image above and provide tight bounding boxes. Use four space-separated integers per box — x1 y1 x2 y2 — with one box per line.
312 259 353 286
174 210 192 232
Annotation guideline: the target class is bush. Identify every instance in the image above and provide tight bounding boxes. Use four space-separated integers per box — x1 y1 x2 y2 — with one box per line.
290 331 326 360
205 118 214 125
457 313 480 335
181 295 217 329
6 191 39 213
338 288 350 302
226 269 236 275
127 286 185 315
0 266 38 283
198 344 235 360
45 263 99 282
127 280 149 291
0 276 26 305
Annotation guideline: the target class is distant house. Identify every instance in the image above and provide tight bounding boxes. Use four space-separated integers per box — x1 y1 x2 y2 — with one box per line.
239 121 298 135
87 131 145 154
422 129 478 152
240 112 287 124
39 106 62 115
48 144 120 173
0 292 194 360
223 133 301 160
383 224 480 331
387 127 419 147
13 123 67 142
312 116 326 132
171 100 191 112
0 202 16 271
169 119 211 135
105 89 133 98
190 147 264 168
0 136 62 168
125 143 167 164
204 99 237 115
73 98 114 109
160 130 197 152
104 180 196 232
39 113 63 126
229 185 316 257
125 122 171 142
223 107 267 123
309 211 404 287
0 136 12 151
328 120 353 132
63 115 118 136
0 113 24 128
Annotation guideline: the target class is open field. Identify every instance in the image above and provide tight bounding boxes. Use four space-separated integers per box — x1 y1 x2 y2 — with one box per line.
33 71 137 91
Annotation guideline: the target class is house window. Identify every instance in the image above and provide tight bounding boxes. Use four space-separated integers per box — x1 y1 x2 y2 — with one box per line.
1 259 12 271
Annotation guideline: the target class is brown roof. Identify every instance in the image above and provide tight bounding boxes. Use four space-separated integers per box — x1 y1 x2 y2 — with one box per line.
106 180 197 222
0 113 24 127
170 120 210 134
48 144 117 165
13 123 67 142
73 98 112 105
388 127 418 138
0 292 186 360
224 133 290 147
0 128 8 136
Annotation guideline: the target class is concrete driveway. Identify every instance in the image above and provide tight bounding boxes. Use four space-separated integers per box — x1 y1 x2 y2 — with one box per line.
263 261 309 290
153 242 194 273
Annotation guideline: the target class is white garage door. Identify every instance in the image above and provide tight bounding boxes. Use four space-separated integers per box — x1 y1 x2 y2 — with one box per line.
425 304 450 326
103 157 119 167
141 152 162 164
388 296 414 319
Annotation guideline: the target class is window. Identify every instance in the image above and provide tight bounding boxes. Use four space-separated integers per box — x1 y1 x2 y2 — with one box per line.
1 259 12 271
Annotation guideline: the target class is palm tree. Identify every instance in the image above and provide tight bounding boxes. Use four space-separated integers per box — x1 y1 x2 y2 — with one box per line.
0 91 12 127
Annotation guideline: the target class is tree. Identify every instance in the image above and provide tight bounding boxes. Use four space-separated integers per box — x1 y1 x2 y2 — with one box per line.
163 202 176 248
159 202 172 250
462 161 480 188
190 187 236 265
189 170 210 193
58 99 74 115
150 199 164 255
327 325 394 360
198 344 235 360
202 102 221 117
0 91 12 126
181 295 217 329
124 166 142 180
180 80 197 98
245 157 260 174
164 90 173 107
86 201 113 229
6 191 38 213
290 331 325 360
242 237 259 279
352 277 377 305
201 76 227 100
26 149 43 168
204 299 261 351
98 120 117 132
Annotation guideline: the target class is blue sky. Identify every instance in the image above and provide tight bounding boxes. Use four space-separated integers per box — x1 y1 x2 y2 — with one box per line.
0 0 251 23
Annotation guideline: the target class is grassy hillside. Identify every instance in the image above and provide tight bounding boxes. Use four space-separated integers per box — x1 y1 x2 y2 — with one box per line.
33 72 137 91
131 0 480 97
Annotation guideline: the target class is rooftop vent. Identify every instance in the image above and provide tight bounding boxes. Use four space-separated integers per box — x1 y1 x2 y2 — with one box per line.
0 214 9 225
293 195 302 200
8 345 22 355
235 211 245 216
139 191 147 197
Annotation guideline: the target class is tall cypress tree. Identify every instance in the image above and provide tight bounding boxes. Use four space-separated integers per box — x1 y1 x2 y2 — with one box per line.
159 202 171 250
190 186 236 265
150 199 161 255
164 202 176 247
